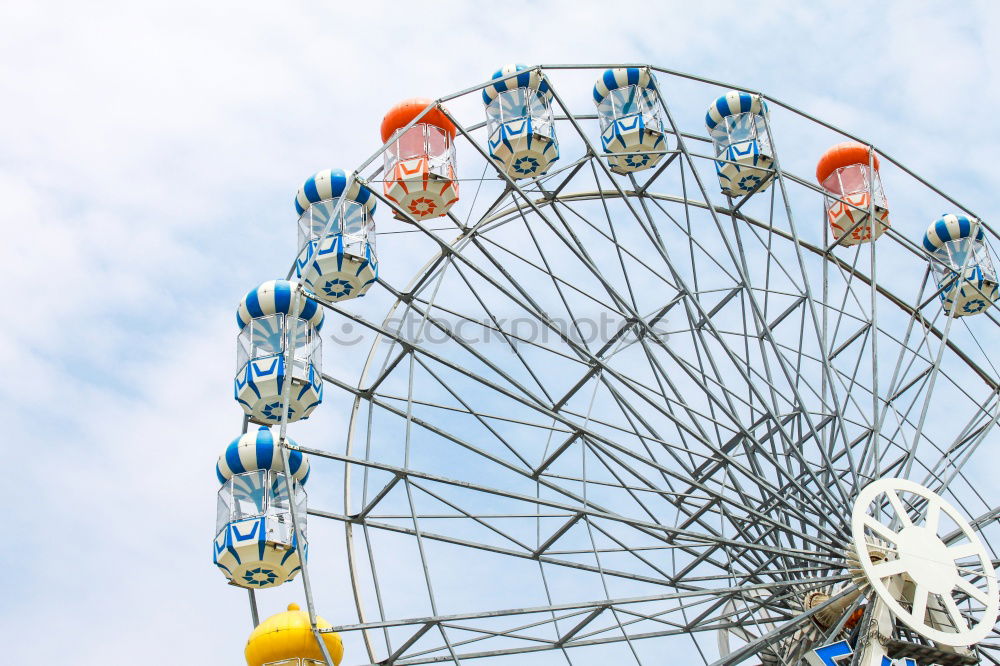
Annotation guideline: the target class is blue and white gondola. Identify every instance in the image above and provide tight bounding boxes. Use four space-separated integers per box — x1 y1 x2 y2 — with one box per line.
295 168 378 303
593 67 666 174
482 64 559 179
213 427 311 589
705 90 774 196
923 214 998 317
234 280 324 424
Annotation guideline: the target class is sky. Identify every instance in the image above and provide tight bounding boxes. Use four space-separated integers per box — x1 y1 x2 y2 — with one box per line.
0 1 998 663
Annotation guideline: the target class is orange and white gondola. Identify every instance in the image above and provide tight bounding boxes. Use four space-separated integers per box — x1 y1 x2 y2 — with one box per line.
816 141 889 246
380 98 459 221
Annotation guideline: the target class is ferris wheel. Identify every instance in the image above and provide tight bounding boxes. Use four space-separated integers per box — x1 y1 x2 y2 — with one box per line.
213 64 1000 666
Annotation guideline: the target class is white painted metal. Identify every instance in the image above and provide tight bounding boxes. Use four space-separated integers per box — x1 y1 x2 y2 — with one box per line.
851 477 999 646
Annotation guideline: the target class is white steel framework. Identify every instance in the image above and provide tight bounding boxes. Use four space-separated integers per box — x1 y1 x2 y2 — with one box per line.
245 64 1000 666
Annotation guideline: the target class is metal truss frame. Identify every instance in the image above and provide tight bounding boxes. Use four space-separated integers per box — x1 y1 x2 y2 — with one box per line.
240 64 1000 666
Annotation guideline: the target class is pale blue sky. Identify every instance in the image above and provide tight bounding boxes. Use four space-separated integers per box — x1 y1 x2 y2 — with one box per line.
1 1 998 663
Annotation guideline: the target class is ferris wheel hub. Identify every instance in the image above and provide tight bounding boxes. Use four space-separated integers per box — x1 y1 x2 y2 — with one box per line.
895 526 959 595
851 478 999 647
